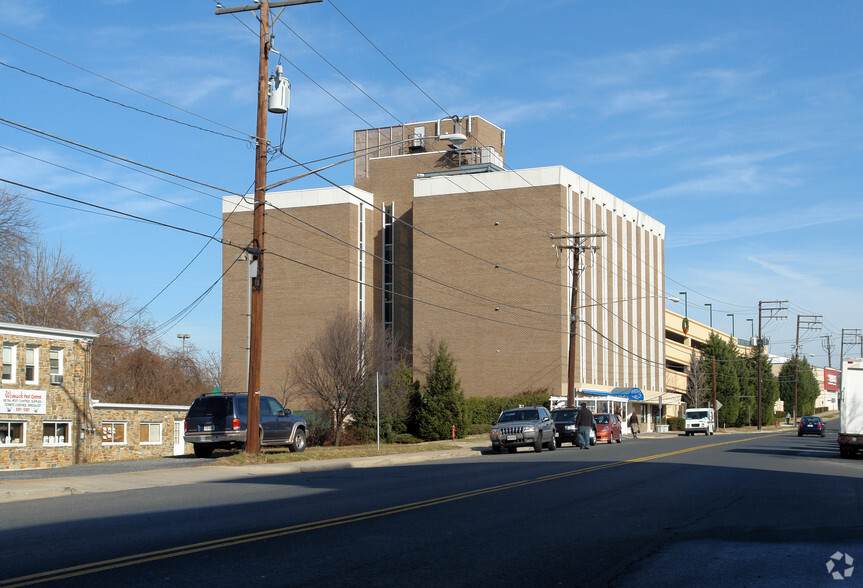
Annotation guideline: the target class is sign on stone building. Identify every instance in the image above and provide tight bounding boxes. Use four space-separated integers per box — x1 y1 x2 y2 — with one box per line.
1 389 47 415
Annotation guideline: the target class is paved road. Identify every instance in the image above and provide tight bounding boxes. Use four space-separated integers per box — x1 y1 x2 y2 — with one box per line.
0 427 858 587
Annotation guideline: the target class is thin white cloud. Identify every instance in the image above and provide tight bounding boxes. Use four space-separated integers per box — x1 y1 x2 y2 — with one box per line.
669 202 863 248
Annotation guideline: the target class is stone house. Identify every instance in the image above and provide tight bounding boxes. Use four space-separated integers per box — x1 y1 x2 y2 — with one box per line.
1 322 190 470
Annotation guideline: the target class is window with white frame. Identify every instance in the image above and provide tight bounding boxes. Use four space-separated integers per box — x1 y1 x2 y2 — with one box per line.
0 421 25 446
49 348 63 376
25 347 39 384
101 421 127 445
139 422 162 444
2 344 16 382
42 422 71 445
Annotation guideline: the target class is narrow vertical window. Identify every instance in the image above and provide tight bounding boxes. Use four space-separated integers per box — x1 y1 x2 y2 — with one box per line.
383 203 395 331
25 347 38 384
50 348 63 376
2 344 15 382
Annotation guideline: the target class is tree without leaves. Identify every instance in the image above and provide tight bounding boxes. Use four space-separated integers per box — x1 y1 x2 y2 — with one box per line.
0 185 216 406
686 348 709 407
291 311 375 446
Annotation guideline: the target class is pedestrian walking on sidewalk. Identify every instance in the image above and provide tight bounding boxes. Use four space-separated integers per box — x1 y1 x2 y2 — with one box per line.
575 402 594 449
629 411 640 438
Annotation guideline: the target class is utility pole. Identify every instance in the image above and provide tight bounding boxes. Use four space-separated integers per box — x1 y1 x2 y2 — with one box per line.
756 300 787 431
840 328 862 365
216 0 321 454
793 314 821 425
712 357 717 424
551 232 605 406
821 334 834 368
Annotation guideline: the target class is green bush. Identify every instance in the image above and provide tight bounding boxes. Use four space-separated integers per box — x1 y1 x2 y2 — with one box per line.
416 341 469 440
667 416 685 431
467 423 492 435
465 389 551 425
394 433 423 444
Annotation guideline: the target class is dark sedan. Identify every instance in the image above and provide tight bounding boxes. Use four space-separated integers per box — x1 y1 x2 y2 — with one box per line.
798 416 825 437
551 407 596 447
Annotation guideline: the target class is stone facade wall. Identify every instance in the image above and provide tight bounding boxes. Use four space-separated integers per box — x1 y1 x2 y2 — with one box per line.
1 323 191 470
85 405 189 464
1 327 90 470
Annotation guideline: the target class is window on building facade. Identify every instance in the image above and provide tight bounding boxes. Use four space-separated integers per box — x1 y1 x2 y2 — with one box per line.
42 422 70 445
2 344 16 382
25 347 38 384
49 348 63 376
102 422 127 444
139 422 162 444
383 203 395 331
0 421 25 445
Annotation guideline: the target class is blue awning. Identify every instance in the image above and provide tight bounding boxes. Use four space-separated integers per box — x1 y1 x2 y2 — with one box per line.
581 387 644 401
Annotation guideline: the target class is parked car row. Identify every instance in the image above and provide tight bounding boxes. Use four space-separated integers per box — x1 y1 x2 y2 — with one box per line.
489 406 623 454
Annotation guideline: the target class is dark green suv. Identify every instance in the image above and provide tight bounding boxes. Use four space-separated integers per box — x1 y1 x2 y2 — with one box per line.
184 393 307 458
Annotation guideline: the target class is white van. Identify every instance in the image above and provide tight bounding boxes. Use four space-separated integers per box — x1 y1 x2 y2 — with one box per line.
684 408 715 436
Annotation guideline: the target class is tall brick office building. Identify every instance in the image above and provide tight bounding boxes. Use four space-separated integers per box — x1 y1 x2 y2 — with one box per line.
221 116 668 408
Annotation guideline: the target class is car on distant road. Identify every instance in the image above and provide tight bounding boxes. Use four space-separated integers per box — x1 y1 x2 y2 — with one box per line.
798 416 826 437
490 406 556 453
551 407 596 448
184 393 307 458
594 413 622 443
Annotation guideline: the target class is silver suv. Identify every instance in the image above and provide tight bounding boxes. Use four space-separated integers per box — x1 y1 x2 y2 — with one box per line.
490 406 556 453
184 393 307 458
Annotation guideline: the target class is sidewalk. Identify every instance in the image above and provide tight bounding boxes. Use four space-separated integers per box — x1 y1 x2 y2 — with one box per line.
0 431 688 504
0 441 488 503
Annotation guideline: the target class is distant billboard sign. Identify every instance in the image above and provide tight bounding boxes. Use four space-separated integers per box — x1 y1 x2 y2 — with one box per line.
824 368 839 391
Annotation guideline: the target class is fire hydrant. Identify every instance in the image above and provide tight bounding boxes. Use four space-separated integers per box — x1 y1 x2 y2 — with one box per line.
452 424 456 440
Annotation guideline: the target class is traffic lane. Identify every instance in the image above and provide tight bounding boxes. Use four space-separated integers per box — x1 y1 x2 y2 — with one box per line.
0 436 714 581
28 431 861 586
1 431 851 585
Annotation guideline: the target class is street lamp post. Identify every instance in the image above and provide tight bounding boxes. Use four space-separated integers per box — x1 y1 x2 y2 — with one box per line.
746 318 754 340
727 313 735 338
705 303 713 328
678 292 688 319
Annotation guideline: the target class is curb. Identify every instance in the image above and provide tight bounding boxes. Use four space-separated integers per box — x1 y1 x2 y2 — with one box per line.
0 445 486 504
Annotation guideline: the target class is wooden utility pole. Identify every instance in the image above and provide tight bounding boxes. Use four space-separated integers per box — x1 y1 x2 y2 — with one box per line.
793 314 821 425
551 232 605 406
215 0 321 454
756 300 787 431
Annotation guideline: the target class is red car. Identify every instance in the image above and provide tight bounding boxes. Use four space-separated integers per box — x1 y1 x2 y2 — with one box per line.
594 413 622 443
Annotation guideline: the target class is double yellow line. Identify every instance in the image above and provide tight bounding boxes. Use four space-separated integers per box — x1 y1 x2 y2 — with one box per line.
1 434 772 586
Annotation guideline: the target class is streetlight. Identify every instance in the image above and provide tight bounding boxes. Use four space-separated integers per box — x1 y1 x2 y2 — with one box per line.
177 333 191 357
746 318 754 340
678 292 688 318
727 313 735 338
705 303 713 328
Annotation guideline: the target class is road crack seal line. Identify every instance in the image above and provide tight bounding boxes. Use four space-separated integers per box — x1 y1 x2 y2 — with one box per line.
0 434 776 586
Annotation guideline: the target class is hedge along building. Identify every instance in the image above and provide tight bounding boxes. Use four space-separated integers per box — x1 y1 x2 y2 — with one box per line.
220 116 672 413
1 322 190 470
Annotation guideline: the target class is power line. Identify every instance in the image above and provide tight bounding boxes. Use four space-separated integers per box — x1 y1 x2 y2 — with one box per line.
0 60 251 145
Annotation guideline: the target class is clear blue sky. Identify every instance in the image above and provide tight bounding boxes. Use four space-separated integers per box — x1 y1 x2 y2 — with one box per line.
1 1 861 369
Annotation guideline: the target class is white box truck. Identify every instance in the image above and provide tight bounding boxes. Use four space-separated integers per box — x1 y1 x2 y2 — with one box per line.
839 358 863 458
685 407 715 436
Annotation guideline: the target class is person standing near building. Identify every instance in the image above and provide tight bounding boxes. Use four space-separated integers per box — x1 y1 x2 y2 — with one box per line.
575 402 594 450
629 411 640 438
